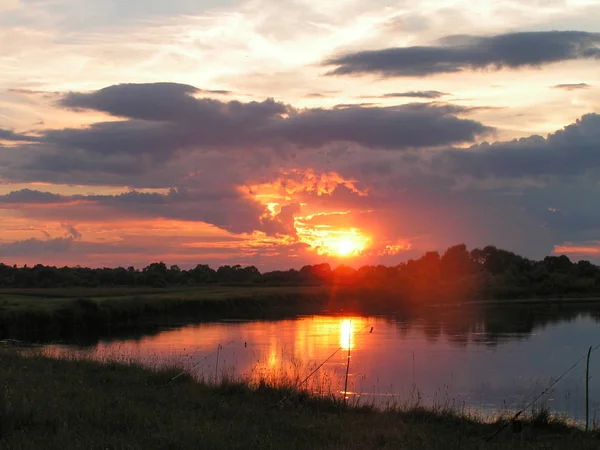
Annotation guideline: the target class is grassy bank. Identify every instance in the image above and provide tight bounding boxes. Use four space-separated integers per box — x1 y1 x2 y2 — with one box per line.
0 286 330 342
1 351 598 450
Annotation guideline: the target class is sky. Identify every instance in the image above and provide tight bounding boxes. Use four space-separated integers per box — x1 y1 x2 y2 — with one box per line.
1 0 600 270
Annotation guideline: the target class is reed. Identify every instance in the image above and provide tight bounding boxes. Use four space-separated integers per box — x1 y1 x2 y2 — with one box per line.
586 345 592 432
343 320 352 404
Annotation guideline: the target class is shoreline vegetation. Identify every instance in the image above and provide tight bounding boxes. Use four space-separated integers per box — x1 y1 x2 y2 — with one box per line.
2 245 600 299
0 351 598 450
2 244 600 342
0 286 329 342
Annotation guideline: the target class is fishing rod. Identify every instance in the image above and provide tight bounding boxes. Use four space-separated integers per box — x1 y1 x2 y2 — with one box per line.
276 322 373 407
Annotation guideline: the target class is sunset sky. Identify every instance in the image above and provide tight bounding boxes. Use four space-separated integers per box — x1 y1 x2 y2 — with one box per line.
1 0 600 269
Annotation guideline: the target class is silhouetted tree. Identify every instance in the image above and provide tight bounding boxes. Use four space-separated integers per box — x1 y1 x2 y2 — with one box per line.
1 245 599 300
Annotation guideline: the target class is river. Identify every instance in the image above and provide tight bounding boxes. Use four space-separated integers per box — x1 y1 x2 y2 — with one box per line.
40 304 600 422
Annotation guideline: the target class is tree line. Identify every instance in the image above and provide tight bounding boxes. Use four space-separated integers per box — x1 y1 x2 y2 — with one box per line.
1 245 600 299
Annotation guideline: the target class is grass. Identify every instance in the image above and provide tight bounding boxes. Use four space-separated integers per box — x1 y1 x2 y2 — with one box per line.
0 286 330 342
0 350 598 450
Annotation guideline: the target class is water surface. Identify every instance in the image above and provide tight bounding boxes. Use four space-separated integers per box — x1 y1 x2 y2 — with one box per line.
44 305 600 421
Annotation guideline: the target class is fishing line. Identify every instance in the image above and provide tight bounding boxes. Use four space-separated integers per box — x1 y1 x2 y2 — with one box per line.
486 343 600 443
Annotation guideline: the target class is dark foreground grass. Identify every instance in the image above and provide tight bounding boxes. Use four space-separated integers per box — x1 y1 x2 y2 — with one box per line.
1 351 598 450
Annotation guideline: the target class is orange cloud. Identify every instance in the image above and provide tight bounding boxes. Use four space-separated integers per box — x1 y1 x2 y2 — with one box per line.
554 243 600 256
379 241 413 256
239 169 374 257
240 170 375 257
243 168 368 203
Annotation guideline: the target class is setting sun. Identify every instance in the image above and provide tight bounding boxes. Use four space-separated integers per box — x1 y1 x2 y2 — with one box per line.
332 238 361 256
302 228 370 257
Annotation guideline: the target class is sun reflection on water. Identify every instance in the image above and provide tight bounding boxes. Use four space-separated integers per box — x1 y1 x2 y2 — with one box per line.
340 319 354 350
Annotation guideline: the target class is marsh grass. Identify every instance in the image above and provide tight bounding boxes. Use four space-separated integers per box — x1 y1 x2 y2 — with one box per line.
1 349 598 449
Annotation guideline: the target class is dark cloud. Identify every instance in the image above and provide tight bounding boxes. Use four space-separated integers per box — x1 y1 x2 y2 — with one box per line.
15 83 492 169
274 102 491 149
381 91 449 99
60 223 82 240
59 83 286 123
0 187 294 237
0 189 65 204
431 113 600 178
96 189 273 235
0 236 230 260
333 102 379 108
0 233 313 269
0 145 244 193
8 89 50 95
0 237 75 257
8 89 61 99
552 83 591 90
304 91 342 98
324 31 600 77
199 89 232 95
44 121 188 161
0 129 39 142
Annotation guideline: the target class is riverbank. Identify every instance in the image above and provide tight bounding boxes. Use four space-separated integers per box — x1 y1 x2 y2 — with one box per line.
0 351 597 450
0 286 330 342
3 286 600 343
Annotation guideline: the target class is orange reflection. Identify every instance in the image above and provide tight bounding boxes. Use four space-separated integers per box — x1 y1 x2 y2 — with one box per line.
40 316 370 394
